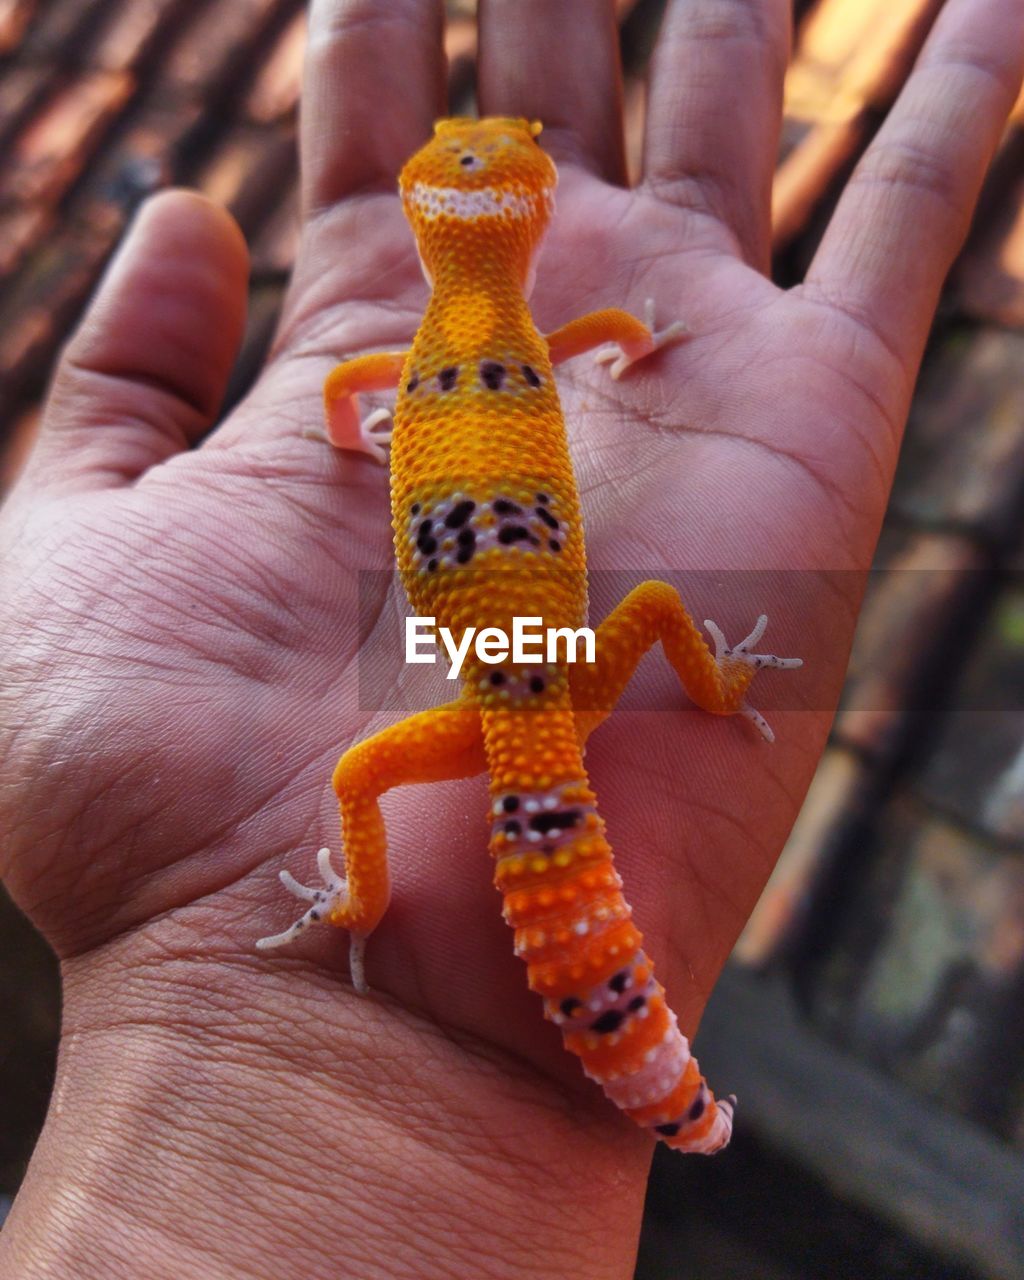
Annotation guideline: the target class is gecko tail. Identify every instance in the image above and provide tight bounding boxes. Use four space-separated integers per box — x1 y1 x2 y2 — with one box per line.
545 945 736 1154
488 740 734 1154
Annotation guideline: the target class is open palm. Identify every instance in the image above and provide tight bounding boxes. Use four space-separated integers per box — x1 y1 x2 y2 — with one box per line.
2 2 1021 1277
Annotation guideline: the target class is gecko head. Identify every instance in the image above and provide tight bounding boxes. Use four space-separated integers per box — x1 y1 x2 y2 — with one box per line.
399 117 557 290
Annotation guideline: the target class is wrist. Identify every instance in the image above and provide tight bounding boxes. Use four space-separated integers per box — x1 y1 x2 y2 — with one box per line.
2 932 650 1280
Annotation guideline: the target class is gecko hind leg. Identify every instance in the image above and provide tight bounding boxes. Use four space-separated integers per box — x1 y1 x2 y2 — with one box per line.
256 698 485 994
256 847 364 981
700 613 803 743
571 582 802 747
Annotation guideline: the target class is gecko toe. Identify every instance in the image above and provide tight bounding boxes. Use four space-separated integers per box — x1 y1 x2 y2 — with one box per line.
256 848 349 950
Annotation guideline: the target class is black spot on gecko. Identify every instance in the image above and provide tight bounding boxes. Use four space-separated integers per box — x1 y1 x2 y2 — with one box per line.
536 506 559 530
438 366 458 391
529 676 545 694
688 1094 706 1121
591 1009 624 1034
628 996 646 1012
502 795 519 812
536 492 550 504
560 997 582 1018
493 498 521 516
427 558 439 572
522 365 541 388
608 971 630 994
445 500 476 528
498 525 531 545
419 519 433 536
406 375 419 392
529 810 580 835
549 539 561 553
411 502 421 515
504 820 521 836
455 529 476 564
480 361 505 390
490 671 506 685
655 1122 681 1137
417 533 438 555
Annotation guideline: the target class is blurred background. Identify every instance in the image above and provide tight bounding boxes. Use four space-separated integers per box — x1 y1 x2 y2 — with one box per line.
1 0 1023 1275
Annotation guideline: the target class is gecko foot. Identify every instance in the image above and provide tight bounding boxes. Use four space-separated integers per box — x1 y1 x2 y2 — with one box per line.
256 848 370 994
306 403 393 464
703 614 803 744
594 298 688 380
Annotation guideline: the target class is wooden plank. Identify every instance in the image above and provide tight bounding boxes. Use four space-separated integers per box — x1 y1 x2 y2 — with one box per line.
691 965 1024 1280
834 527 988 759
773 0 944 251
733 746 869 966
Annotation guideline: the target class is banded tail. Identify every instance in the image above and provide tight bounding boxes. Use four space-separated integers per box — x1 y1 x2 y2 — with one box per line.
483 691 735 1154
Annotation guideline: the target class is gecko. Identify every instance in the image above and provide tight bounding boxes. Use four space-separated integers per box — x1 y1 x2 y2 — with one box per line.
256 117 801 1155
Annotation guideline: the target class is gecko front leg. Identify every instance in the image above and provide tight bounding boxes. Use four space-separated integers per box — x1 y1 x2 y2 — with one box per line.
545 299 687 377
308 350 409 461
593 298 687 379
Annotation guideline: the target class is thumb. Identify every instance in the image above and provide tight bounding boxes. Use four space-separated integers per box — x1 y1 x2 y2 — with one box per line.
21 190 249 496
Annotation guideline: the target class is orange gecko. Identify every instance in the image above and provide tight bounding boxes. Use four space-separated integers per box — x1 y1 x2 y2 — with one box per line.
257 117 802 1154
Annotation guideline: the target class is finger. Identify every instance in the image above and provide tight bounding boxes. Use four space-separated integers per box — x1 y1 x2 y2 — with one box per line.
477 0 627 183
301 0 446 215
642 0 791 269
804 0 1024 372
22 191 248 496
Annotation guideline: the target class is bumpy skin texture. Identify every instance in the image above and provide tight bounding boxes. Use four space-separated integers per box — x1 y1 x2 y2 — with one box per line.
263 118 800 1153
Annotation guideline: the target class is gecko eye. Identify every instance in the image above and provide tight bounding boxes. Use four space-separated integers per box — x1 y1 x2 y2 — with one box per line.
459 152 483 171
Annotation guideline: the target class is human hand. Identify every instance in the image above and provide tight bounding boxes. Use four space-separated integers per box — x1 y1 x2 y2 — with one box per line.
2 1 1021 1277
